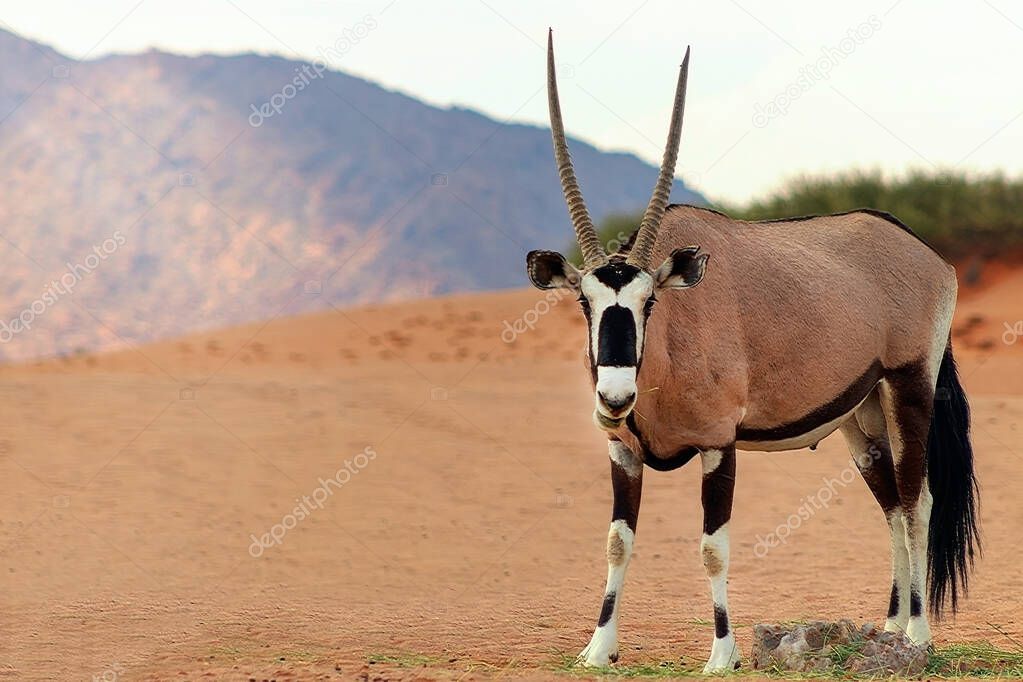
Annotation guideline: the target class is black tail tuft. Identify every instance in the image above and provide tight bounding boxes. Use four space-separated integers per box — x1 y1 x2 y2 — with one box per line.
927 344 980 618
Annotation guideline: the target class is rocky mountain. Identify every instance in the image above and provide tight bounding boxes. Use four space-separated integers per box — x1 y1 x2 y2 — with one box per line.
0 28 704 361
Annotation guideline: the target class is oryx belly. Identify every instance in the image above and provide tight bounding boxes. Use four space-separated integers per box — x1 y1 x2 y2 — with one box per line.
735 360 883 452
735 400 864 451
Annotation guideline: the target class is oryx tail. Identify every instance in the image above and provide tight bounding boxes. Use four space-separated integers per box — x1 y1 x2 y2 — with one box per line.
927 344 980 617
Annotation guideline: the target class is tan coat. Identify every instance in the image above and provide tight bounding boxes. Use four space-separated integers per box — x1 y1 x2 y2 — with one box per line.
607 205 957 459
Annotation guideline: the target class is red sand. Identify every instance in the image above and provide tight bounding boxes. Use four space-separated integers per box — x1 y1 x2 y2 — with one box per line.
1 269 1021 680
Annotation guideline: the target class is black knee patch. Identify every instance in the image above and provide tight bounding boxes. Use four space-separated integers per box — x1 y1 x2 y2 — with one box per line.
713 605 729 639
597 592 616 627
887 584 900 618
910 591 923 618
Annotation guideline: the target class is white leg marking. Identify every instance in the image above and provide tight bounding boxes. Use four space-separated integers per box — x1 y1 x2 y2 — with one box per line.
700 448 723 475
609 440 642 479
577 520 635 667
701 524 740 673
885 511 912 632
905 490 933 644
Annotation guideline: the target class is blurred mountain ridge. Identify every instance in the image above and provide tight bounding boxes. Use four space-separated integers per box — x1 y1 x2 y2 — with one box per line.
0 27 704 361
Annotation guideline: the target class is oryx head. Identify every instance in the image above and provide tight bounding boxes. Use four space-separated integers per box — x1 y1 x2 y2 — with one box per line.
526 31 709 432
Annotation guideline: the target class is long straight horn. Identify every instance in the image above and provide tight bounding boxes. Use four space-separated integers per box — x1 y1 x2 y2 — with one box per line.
547 29 607 268
628 47 691 269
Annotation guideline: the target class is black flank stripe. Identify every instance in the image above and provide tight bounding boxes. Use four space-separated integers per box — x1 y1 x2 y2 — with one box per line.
737 360 883 442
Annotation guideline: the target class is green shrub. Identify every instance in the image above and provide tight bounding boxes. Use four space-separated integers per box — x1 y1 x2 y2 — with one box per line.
573 169 1023 261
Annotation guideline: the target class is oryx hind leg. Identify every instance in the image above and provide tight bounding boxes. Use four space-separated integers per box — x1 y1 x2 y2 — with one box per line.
839 389 911 632
577 438 643 667
877 367 937 645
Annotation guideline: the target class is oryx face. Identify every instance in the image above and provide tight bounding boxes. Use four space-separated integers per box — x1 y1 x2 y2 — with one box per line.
526 247 708 431
536 31 697 431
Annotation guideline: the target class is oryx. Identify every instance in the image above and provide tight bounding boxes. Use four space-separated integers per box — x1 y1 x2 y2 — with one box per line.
528 32 979 672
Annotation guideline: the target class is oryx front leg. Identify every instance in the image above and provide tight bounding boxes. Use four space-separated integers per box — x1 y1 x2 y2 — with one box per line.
577 439 642 667
700 446 740 673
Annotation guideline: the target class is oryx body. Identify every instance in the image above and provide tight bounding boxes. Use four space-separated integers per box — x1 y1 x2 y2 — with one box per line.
611 204 956 459
529 32 979 672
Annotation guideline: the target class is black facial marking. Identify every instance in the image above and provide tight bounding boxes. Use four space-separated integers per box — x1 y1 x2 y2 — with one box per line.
713 604 730 639
887 584 900 618
597 305 637 367
593 262 642 291
910 591 923 618
597 592 616 627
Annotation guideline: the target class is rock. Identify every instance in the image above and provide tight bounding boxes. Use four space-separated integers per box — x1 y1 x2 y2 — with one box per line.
752 621 929 675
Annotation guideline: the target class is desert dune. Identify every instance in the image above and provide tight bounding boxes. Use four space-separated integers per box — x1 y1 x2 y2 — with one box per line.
1 270 1021 680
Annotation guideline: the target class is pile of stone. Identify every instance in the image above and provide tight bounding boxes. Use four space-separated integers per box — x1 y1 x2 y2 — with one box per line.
751 620 929 676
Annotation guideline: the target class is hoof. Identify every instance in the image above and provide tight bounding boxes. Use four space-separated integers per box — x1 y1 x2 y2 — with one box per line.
906 617 932 646
703 635 740 674
576 631 618 667
883 618 907 634
702 658 740 674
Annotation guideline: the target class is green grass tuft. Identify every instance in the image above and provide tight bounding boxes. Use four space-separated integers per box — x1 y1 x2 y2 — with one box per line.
548 639 1023 679
926 641 1023 678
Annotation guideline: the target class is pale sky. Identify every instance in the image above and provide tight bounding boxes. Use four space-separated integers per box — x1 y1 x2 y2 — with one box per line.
4 0 1023 203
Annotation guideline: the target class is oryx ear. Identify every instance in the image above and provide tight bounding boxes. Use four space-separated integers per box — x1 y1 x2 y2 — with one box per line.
654 246 708 289
526 250 582 291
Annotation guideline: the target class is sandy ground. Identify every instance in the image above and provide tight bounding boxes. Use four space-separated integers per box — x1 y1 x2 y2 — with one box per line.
1 271 1021 681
